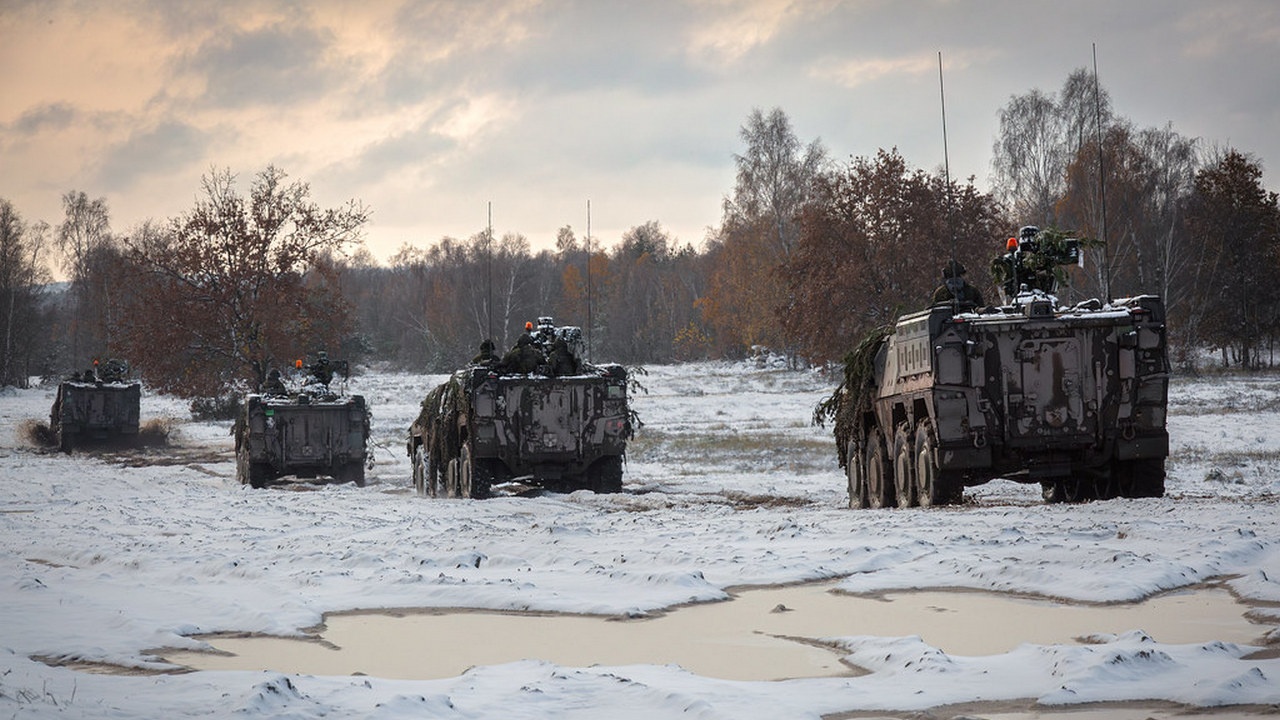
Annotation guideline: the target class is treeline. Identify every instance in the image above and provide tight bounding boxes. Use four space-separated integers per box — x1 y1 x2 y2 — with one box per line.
2 70 1279 392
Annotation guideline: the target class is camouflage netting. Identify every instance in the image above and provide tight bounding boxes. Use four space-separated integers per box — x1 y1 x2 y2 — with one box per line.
814 324 892 469
414 373 467 467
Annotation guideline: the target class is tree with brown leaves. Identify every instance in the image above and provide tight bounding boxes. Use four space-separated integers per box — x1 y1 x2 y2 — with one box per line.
784 149 1007 364
118 167 368 397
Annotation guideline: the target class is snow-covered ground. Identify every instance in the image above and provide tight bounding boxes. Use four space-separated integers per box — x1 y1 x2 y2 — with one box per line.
1 362 1278 718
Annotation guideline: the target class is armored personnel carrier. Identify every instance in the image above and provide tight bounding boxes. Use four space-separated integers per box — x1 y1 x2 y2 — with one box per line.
409 320 632 498
49 358 141 452
235 355 370 489
825 228 1170 507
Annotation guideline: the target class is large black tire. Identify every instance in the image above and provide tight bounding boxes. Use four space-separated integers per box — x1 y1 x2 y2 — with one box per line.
444 458 459 498
1041 476 1096 504
846 438 868 509
864 429 894 509
428 451 441 498
459 446 492 499
412 444 426 496
913 420 961 507
1115 458 1166 498
236 448 271 489
892 424 916 508
336 461 365 487
588 456 624 494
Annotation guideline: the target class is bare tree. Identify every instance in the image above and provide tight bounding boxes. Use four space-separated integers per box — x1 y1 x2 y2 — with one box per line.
706 107 826 357
56 191 116 365
0 200 51 387
991 70 1114 227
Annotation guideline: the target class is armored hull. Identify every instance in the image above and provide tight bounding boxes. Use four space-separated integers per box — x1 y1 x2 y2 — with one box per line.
50 381 142 451
838 295 1169 507
409 365 631 498
236 392 370 488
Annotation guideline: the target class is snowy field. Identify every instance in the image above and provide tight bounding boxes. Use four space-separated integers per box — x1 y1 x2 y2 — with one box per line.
2 362 1279 719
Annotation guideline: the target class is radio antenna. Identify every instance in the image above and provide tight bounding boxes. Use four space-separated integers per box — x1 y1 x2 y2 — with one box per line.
1092 43 1111 301
938 51 960 309
487 202 494 343
939 51 956 253
585 199 593 364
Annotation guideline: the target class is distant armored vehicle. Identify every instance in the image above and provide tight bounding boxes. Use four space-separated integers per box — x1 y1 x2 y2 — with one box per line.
825 228 1170 507
50 358 141 452
409 321 632 498
235 355 370 489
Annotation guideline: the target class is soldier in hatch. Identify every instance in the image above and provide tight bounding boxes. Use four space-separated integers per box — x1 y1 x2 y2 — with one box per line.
497 333 545 374
471 339 498 366
263 368 288 396
547 336 581 376
931 259 984 308
310 351 334 386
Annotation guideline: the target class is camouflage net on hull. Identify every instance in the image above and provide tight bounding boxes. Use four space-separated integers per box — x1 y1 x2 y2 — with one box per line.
814 324 892 469
414 374 466 468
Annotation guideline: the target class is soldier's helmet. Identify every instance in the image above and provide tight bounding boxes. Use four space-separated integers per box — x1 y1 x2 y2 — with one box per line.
481 338 495 352
1018 226 1040 243
517 334 533 347
943 259 967 278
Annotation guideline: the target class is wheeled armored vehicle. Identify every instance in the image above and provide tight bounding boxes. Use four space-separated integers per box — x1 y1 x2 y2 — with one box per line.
235 357 370 488
409 321 632 498
49 359 141 452
828 230 1170 507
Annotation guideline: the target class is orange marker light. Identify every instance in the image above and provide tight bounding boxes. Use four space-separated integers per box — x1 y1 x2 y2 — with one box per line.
1006 237 1018 250
295 359 303 369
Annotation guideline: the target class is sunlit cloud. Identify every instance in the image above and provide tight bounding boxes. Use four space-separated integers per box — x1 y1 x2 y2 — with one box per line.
685 0 828 66
810 48 999 89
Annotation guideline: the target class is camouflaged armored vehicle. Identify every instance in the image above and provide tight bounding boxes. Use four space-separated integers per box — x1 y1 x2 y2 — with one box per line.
235 355 370 489
824 228 1170 507
409 321 632 498
49 358 141 452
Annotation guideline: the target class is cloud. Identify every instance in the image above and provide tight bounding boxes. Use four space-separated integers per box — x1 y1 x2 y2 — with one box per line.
6 102 80 136
94 120 209 190
176 21 339 109
685 0 821 67
809 53 939 89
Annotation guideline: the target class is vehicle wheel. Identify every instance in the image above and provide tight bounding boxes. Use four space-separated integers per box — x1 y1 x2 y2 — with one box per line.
235 448 271 489
1041 477 1094 504
913 420 959 507
236 448 251 487
588 456 624 494
458 446 491 499
428 451 441 498
864 429 893 508
1088 463 1118 500
1116 458 1165 498
470 455 495 499
892 424 917 508
444 458 459 498
458 449 473 499
341 461 366 488
846 438 868 509
412 443 427 491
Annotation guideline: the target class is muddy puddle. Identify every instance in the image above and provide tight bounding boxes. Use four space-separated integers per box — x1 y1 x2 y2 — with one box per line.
163 583 1269 682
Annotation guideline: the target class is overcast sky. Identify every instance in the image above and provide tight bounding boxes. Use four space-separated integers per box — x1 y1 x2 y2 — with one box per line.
2 0 1277 263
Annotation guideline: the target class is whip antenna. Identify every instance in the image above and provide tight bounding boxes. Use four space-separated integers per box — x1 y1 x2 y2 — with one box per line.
1093 43 1111 300
585 199 593 364
938 51 960 309
486 202 494 342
